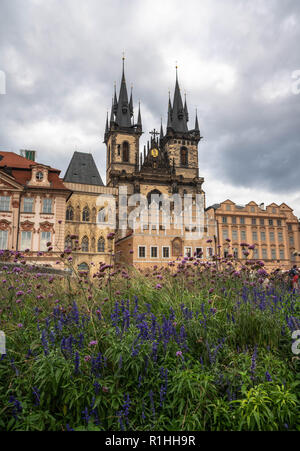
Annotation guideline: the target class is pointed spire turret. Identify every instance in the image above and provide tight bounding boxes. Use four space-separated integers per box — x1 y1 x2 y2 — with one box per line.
113 83 118 115
129 86 134 118
167 92 173 129
195 109 200 133
137 101 142 131
184 93 189 122
115 57 132 128
160 118 164 138
172 66 188 133
110 97 115 124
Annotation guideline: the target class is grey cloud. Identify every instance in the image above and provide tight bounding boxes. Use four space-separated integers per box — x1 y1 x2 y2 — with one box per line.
0 0 299 215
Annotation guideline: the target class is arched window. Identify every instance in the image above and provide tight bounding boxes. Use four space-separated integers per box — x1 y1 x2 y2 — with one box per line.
172 237 182 257
180 147 188 166
78 262 89 272
81 236 89 252
147 189 163 208
82 207 90 222
65 235 72 250
122 141 129 163
98 208 106 223
98 237 105 253
66 206 74 221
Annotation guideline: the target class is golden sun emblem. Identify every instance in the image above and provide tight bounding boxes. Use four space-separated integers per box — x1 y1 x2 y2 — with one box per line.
151 148 159 158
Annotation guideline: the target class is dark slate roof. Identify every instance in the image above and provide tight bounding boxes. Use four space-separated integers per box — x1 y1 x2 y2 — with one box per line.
205 204 221 211
64 152 104 186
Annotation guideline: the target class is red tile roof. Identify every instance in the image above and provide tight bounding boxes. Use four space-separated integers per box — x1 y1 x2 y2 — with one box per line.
0 151 60 171
0 151 68 191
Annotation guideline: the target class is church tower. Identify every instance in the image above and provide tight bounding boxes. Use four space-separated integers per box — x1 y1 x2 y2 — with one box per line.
162 68 202 179
104 58 143 187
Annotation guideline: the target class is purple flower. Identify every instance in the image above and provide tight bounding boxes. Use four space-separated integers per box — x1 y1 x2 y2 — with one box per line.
156 284 162 290
89 340 98 347
176 351 183 357
17 323 23 328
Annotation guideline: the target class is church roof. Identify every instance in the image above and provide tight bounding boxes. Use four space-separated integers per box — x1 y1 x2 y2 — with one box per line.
64 152 104 186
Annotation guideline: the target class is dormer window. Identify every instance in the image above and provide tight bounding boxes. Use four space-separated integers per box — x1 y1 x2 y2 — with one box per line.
36 171 44 181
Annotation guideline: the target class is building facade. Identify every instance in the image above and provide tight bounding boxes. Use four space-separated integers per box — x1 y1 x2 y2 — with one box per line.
63 151 117 271
207 200 300 270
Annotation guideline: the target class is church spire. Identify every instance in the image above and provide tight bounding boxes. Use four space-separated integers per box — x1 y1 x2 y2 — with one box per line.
115 57 132 128
167 91 173 130
129 85 134 118
110 97 115 124
160 118 164 138
195 109 200 132
137 101 142 131
171 66 188 133
184 93 189 122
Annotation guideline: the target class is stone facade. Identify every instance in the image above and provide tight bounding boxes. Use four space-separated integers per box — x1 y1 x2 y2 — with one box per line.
207 200 300 270
63 181 118 271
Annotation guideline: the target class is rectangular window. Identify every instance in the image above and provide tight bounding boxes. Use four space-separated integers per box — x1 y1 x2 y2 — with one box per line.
240 217 245 225
277 220 282 227
270 232 275 242
260 219 265 226
40 231 51 252
279 249 285 260
262 248 268 259
252 231 258 241
261 231 266 241
278 232 283 242
288 224 292 231
151 246 158 258
222 229 228 240
23 198 34 213
251 207 255 213
232 217 237 225
253 248 259 259
0 196 10 212
138 246 146 258
43 198 52 214
162 247 170 258
207 247 213 258
232 230 238 241
233 247 238 258
252 218 257 225
0 230 8 249
241 230 246 240
271 248 276 260
269 219 274 226
226 205 231 211
289 235 294 245
184 247 192 258
20 231 32 251
195 247 203 257
222 217 227 224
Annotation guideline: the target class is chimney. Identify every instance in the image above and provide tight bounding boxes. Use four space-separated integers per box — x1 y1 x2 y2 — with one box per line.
20 149 36 162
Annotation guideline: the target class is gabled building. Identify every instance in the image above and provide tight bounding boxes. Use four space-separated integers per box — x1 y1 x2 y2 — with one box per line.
0 151 71 267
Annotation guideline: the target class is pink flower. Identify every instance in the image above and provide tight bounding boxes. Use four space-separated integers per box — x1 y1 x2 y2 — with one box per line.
17 323 23 328
155 284 162 290
89 340 98 347
176 351 183 357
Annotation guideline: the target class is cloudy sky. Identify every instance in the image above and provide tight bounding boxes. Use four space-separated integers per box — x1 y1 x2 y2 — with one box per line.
0 0 300 215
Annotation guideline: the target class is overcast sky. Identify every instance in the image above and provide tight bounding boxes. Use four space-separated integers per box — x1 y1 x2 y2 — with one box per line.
0 0 300 216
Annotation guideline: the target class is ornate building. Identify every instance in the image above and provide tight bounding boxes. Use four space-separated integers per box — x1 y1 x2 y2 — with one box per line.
207 200 300 270
63 151 117 270
0 151 71 267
